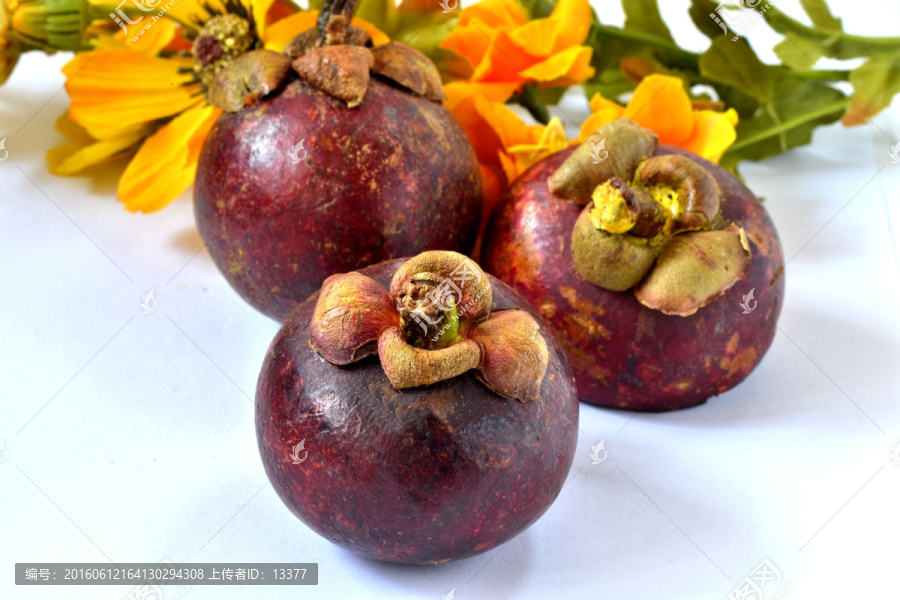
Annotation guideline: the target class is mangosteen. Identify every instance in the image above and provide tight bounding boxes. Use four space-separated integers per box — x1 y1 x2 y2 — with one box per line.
482 119 785 412
255 251 578 564
194 2 482 321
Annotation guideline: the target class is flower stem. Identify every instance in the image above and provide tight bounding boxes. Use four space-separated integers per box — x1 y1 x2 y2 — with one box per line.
763 6 900 59
724 99 849 154
512 83 550 125
590 23 700 70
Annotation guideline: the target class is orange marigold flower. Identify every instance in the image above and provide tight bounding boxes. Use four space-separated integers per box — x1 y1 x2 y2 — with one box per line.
451 94 567 250
579 74 739 163
440 0 595 110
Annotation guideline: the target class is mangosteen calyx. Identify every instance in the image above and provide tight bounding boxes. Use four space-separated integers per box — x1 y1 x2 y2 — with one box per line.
205 0 446 113
559 118 752 317
308 251 549 402
207 50 294 113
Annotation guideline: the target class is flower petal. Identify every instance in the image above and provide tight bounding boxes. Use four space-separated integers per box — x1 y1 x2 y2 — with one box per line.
440 24 492 71
577 106 624 142
509 18 564 58
681 108 739 163
91 18 178 55
64 50 200 134
624 74 694 146
502 116 567 182
548 0 592 50
251 0 276 37
118 103 220 212
521 45 594 85
47 132 145 175
443 80 518 110
461 0 527 30
471 27 539 83
479 164 505 220
53 114 96 145
262 11 389 51
589 92 625 115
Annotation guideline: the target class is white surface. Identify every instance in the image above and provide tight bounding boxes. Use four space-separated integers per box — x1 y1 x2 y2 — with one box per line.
2 1 900 599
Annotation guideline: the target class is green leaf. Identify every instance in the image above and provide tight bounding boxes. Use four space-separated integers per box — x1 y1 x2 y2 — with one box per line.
773 36 823 71
715 85 760 120
700 37 777 104
688 0 733 40
623 0 675 43
584 69 637 103
721 75 847 167
517 0 556 20
799 0 842 30
763 5 900 60
535 86 569 107
844 51 900 125
511 83 551 124
583 20 660 97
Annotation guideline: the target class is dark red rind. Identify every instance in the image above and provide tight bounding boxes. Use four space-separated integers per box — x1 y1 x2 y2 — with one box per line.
195 78 482 321
481 145 785 412
256 260 578 564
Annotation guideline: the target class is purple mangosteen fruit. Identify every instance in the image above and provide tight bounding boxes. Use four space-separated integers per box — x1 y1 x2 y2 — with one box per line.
194 5 482 320
482 119 785 411
255 251 579 563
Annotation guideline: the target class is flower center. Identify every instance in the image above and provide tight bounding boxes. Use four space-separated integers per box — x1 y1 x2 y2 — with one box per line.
192 14 256 87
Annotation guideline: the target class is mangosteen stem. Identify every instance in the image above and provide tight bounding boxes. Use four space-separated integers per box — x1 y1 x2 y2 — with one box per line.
591 177 665 238
396 275 460 350
634 155 721 233
316 0 362 44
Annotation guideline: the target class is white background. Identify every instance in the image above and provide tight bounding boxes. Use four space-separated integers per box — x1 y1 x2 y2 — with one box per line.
2 1 899 598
